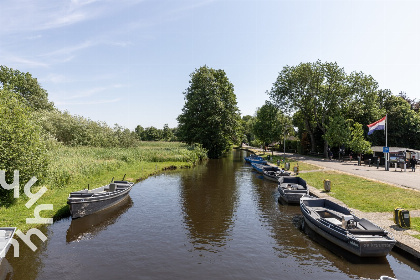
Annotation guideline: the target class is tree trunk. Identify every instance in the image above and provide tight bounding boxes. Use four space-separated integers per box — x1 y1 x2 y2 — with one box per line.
304 119 316 153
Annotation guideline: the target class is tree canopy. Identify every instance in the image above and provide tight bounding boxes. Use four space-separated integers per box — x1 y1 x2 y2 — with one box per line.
0 65 53 111
177 66 241 158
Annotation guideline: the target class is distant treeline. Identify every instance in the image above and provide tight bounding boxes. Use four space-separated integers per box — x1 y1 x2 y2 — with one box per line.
0 65 183 195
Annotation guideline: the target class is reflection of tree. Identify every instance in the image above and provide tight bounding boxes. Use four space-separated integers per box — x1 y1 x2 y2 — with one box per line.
180 151 241 252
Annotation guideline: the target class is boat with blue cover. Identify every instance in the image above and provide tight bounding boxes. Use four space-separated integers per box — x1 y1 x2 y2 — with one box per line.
244 155 267 165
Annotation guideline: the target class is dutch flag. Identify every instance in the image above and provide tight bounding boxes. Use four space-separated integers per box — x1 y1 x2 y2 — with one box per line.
367 116 386 135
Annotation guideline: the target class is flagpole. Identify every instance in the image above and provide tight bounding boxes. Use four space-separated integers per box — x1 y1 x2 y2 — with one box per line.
385 114 388 171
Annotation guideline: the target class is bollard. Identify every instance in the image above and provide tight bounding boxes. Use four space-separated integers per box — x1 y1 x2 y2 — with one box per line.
369 159 371 167
377 158 380 169
404 162 406 172
358 156 361 166
323 179 331 192
395 163 397 171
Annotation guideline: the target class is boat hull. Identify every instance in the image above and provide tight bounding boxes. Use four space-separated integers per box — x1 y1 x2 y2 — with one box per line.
68 182 133 219
0 227 16 264
302 214 395 257
300 196 395 257
278 176 308 203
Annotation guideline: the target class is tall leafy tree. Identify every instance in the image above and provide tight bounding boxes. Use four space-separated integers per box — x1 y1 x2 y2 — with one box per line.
177 66 241 158
0 65 53 110
252 101 291 152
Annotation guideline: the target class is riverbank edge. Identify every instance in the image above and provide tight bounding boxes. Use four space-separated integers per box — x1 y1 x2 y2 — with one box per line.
239 146 420 264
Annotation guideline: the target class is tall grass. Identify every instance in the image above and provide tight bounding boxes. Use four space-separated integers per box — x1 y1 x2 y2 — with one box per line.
0 142 207 232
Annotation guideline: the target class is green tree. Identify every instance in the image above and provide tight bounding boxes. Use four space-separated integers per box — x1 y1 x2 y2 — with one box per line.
252 101 290 153
142 126 161 141
162 124 174 141
348 122 372 157
134 125 144 140
0 89 49 201
177 66 241 158
0 65 53 110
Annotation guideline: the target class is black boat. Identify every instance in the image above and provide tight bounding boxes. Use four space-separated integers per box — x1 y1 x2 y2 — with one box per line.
68 176 134 219
277 176 308 203
300 195 396 257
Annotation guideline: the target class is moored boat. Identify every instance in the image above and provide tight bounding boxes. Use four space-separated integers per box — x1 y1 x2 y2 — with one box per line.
0 227 16 263
263 168 291 182
251 162 270 173
300 195 396 257
68 175 134 219
278 176 308 203
244 155 267 165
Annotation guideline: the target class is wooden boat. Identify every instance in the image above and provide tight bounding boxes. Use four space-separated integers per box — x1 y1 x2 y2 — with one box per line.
278 176 308 203
68 176 134 219
244 155 267 165
0 227 16 263
300 195 396 257
263 168 291 182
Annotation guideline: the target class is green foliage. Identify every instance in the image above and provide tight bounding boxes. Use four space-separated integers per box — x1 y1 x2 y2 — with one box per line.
0 89 49 196
369 95 420 149
0 65 53 110
348 122 372 155
252 101 291 146
177 65 241 158
35 110 140 147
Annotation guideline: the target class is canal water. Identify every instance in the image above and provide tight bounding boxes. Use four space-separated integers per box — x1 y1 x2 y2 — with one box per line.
6 150 420 279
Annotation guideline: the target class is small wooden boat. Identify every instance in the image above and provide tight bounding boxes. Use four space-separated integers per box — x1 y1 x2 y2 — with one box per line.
0 227 16 263
245 155 267 165
68 175 134 219
263 168 291 182
300 195 396 257
278 176 308 203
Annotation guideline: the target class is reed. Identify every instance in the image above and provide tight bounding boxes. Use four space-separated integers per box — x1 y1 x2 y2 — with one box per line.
0 142 207 232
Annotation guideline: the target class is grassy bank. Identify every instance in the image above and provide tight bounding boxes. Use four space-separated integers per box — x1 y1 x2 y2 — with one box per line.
0 142 207 232
299 170 420 212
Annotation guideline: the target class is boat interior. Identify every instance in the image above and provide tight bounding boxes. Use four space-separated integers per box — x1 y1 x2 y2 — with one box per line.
314 208 386 235
69 181 132 198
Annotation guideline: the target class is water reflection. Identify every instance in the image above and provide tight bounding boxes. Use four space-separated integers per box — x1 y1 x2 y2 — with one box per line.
0 259 13 280
66 196 133 243
179 152 241 252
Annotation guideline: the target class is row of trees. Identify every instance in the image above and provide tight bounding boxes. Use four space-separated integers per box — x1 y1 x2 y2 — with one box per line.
177 62 420 159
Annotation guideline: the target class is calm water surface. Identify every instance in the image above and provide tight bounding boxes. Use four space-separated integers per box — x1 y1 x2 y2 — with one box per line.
6 150 420 279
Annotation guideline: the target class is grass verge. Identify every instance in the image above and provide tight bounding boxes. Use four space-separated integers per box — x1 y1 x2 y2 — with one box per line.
299 170 420 212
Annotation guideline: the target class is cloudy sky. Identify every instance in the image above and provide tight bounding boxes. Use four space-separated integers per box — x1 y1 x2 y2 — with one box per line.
1 0 419 129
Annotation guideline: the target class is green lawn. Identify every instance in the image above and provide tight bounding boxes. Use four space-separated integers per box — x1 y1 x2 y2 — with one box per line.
299 171 420 212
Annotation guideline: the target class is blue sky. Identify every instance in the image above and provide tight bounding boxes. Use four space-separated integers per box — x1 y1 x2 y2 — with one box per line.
1 0 419 130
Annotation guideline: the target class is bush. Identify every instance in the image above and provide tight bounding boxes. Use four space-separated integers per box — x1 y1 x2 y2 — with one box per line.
0 89 49 199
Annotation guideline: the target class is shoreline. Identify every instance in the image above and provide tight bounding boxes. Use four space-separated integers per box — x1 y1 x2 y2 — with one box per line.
240 146 420 264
